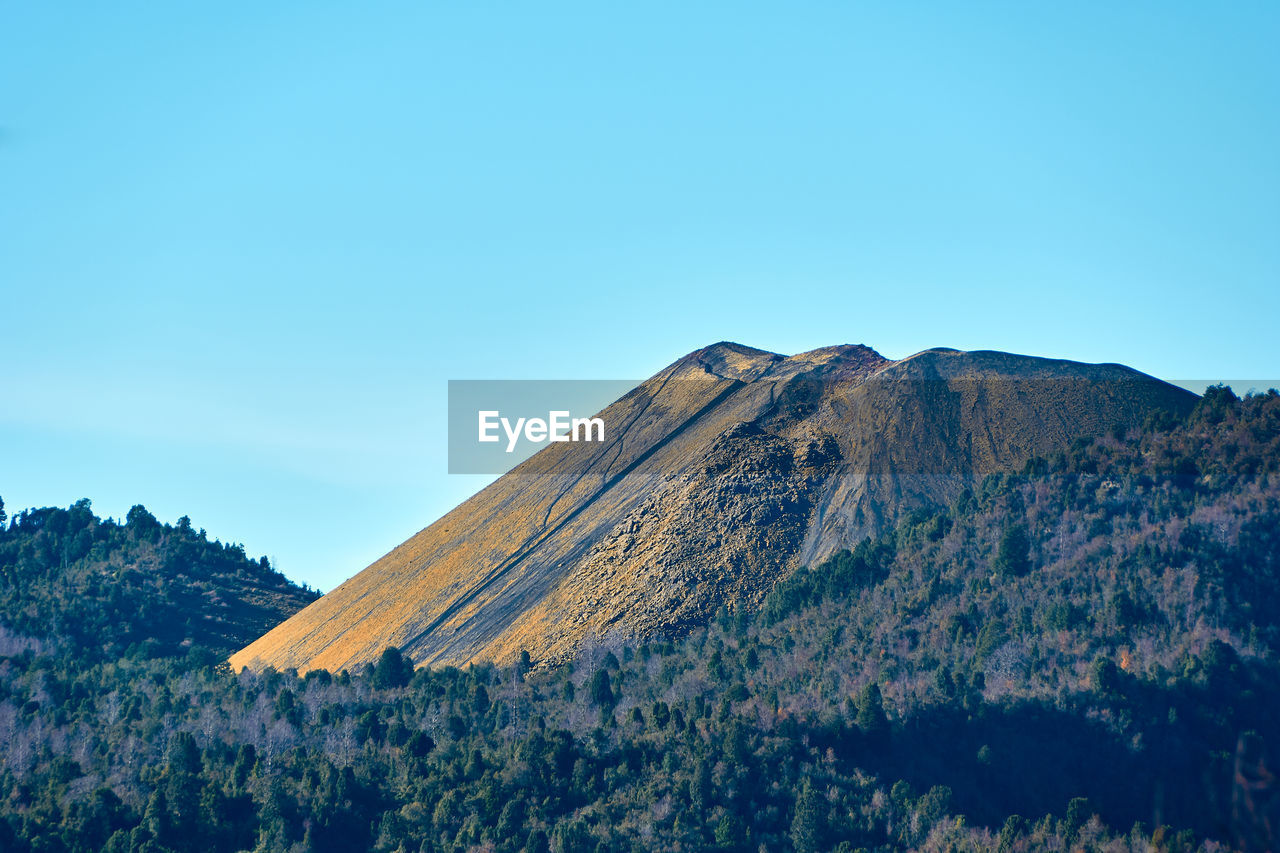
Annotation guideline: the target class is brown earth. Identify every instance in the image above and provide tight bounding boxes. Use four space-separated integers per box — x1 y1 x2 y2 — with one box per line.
229 342 1195 673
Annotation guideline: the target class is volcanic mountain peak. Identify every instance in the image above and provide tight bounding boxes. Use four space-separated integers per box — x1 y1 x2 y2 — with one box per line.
230 342 1195 674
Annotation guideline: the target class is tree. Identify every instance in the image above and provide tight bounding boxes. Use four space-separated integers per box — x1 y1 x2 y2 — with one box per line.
715 813 748 850
372 646 412 689
473 683 491 715
407 731 435 758
126 504 161 540
691 760 713 813
855 682 889 739
791 779 822 853
994 523 1031 577
589 669 615 708
1193 384 1239 424
525 828 550 853
496 799 524 840
551 818 590 853
998 815 1025 852
1090 656 1120 697
1063 797 1092 842
143 788 171 846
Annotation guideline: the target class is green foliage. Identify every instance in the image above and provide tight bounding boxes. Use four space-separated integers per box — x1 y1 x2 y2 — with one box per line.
762 538 895 624
1193 383 1240 425
854 682 889 739
994 522 1031 577
371 647 412 690
0 499 317 660
588 668 614 708
790 779 823 853
1063 796 1092 842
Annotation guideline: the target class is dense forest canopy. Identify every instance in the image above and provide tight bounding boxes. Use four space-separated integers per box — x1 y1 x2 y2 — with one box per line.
0 500 318 662
1 386 1278 852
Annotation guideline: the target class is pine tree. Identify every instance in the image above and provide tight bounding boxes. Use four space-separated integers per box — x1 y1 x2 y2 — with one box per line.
589 669 615 708
995 523 1031 577
790 779 822 853
373 646 412 689
855 682 889 739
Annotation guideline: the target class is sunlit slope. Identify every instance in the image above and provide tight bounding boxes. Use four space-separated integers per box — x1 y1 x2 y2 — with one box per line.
230 343 1194 673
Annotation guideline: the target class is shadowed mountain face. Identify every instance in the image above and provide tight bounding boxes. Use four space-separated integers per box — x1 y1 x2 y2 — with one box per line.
230 343 1196 673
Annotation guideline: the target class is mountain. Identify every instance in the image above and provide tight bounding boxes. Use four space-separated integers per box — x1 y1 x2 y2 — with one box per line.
0 499 318 661
231 343 1195 674
3 386 1276 852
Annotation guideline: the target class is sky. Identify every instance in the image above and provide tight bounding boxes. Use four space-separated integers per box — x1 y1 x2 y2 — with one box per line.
2 2 1277 591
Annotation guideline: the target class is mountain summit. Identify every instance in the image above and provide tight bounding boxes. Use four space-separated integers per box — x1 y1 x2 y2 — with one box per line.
230 343 1194 673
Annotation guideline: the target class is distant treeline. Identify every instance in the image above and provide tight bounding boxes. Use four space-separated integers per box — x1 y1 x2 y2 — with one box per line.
0 498 317 662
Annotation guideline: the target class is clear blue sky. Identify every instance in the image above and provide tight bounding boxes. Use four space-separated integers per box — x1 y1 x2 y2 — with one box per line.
2 2 1277 591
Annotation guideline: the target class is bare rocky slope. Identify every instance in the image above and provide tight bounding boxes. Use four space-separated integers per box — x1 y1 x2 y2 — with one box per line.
230 342 1195 673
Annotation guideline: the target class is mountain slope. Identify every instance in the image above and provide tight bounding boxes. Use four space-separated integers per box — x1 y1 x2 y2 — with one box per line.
231 343 1195 673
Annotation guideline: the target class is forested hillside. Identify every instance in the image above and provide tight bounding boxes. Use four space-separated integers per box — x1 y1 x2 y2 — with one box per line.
0 500 318 661
1 387 1277 852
